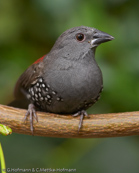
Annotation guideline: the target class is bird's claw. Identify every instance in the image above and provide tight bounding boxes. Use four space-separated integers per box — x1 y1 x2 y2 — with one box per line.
23 103 38 135
72 110 89 131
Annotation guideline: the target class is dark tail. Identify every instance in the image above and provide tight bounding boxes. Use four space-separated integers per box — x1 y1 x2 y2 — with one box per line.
8 99 30 109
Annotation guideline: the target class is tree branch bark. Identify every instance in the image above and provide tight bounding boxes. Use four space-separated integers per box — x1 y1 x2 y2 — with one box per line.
0 104 139 138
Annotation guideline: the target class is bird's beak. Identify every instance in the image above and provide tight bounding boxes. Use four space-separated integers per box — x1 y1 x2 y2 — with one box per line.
91 30 114 47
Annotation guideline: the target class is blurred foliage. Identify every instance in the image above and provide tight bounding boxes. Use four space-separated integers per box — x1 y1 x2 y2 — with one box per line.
0 0 139 172
0 143 6 173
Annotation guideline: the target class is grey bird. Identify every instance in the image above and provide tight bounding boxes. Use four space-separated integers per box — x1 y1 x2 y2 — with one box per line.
10 26 114 133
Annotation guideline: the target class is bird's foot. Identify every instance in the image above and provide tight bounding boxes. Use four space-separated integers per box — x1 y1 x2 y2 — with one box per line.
72 110 89 131
23 103 38 135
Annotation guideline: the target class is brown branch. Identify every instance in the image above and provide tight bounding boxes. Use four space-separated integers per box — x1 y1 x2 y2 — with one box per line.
0 104 139 138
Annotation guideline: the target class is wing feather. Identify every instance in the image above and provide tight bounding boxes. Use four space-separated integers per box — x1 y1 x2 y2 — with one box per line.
14 62 44 99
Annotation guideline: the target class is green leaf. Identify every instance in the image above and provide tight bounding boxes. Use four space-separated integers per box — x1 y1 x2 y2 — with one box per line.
0 124 12 136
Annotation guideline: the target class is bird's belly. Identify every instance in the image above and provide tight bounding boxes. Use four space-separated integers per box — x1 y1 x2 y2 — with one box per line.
28 66 103 114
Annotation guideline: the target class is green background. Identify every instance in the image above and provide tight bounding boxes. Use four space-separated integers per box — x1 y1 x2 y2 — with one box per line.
0 0 139 172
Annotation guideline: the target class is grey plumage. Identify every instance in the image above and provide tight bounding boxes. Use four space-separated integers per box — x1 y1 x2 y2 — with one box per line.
11 26 114 132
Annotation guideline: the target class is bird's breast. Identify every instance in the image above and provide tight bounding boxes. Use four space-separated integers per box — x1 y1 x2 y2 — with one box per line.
27 61 103 114
45 62 102 105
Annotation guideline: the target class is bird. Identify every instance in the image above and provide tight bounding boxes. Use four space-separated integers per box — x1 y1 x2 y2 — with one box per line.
10 26 114 133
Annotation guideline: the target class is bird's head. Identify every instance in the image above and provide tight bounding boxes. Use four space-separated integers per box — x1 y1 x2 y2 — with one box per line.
50 26 114 60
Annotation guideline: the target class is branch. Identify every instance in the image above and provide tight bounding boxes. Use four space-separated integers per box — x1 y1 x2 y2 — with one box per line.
0 104 139 138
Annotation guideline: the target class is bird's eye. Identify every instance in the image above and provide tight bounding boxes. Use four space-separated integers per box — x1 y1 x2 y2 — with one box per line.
76 33 85 42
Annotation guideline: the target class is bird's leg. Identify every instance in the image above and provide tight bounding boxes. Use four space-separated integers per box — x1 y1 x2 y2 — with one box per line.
72 110 89 131
23 103 38 134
